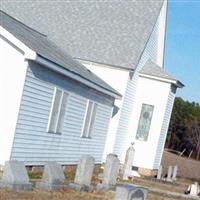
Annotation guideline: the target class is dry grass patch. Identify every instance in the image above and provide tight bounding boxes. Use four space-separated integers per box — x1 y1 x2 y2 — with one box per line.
0 189 115 200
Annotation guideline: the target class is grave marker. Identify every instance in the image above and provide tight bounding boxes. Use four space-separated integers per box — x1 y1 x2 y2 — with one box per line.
97 154 120 191
123 143 135 180
0 161 32 190
115 184 148 200
36 162 65 191
69 155 95 191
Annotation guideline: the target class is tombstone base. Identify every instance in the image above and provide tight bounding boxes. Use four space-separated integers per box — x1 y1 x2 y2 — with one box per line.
166 178 173 183
68 183 93 192
123 174 131 180
96 183 116 191
0 181 32 191
36 182 67 191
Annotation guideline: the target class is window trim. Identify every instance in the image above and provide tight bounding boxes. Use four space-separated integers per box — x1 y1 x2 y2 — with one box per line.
81 100 97 138
47 87 69 134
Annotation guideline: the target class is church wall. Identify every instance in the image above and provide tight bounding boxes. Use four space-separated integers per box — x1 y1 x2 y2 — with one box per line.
153 86 175 169
128 76 171 169
0 36 27 165
113 1 168 166
81 62 129 160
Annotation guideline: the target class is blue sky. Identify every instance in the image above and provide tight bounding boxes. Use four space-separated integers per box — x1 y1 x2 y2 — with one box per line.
164 0 200 103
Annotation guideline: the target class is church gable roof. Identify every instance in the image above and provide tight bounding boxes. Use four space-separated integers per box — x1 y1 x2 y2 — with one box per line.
140 60 176 81
1 0 164 69
0 10 121 98
139 60 184 88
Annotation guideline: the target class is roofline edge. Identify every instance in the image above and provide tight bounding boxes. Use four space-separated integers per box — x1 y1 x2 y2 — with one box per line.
139 73 184 88
33 55 122 100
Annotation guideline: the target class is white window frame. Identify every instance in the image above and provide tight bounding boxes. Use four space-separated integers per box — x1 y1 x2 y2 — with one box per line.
47 87 69 134
81 100 98 138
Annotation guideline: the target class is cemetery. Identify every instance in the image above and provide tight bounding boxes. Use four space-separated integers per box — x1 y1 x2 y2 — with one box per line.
0 145 199 200
0 1 199 200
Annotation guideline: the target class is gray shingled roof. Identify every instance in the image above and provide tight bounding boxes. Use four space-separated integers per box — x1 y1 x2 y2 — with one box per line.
1 0 164 69
0 10 121 98
139 59 176 81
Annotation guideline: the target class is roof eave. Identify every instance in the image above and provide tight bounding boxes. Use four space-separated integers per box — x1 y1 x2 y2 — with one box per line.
76 58 134 72
139 72 184 88
32 55 122 100
175 80 184 88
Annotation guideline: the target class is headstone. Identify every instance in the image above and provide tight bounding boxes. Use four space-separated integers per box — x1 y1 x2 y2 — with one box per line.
166 166 172 182
172 165 178 182
36 162 66 191
97 154 120 191
0 161 32 190
115 184 148 200
190 182 199 196
69 155 95 191
157 165 162 180
123 143 135 180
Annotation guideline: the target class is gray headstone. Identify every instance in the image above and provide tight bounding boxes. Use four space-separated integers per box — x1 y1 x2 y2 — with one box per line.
157 165 162 180
115 184 148 200
123 143 135 180
97 154 120 191
36 162 66 191
167 166 173 182
0 161 32 190
172 165 178 182
69 155 95 191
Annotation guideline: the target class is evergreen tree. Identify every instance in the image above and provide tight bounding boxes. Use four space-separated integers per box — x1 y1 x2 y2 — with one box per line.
166 97 200 160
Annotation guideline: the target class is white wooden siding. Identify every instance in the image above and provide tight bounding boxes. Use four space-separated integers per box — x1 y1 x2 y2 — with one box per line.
113 16 160 160
0 37 27 165
113 75 138 160
81 62 129 159
113 2 167 163
10 65 113 165
153 89 175 169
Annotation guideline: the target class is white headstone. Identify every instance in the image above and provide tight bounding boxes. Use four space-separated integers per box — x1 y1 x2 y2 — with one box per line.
166 166 172 182
157 165 162 180
69 155 95 191
123 143 135 180
97 154 120 191
36 162 65 191
115 184 148 200
172 165 178 182
0 161 32 190
190 182 199 196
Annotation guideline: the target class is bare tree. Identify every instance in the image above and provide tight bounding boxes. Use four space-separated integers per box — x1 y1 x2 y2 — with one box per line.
187 118 200 160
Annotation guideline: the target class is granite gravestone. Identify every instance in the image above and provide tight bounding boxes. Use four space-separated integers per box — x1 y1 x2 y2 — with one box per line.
0 161 32 190
97 154 120 191
123 143 135 180
157 165 162 180
172 165 178 182
115 184 148 200
36 162 66 191
166 166 173 182
69 155 95 191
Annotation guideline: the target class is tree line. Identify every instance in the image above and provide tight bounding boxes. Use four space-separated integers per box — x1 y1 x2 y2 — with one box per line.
165 97 200 160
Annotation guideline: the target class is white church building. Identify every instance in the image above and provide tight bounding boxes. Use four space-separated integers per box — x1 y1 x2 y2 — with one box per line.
0 0 183 175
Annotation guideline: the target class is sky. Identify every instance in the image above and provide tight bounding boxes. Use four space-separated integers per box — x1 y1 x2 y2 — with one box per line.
164 0 200 103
